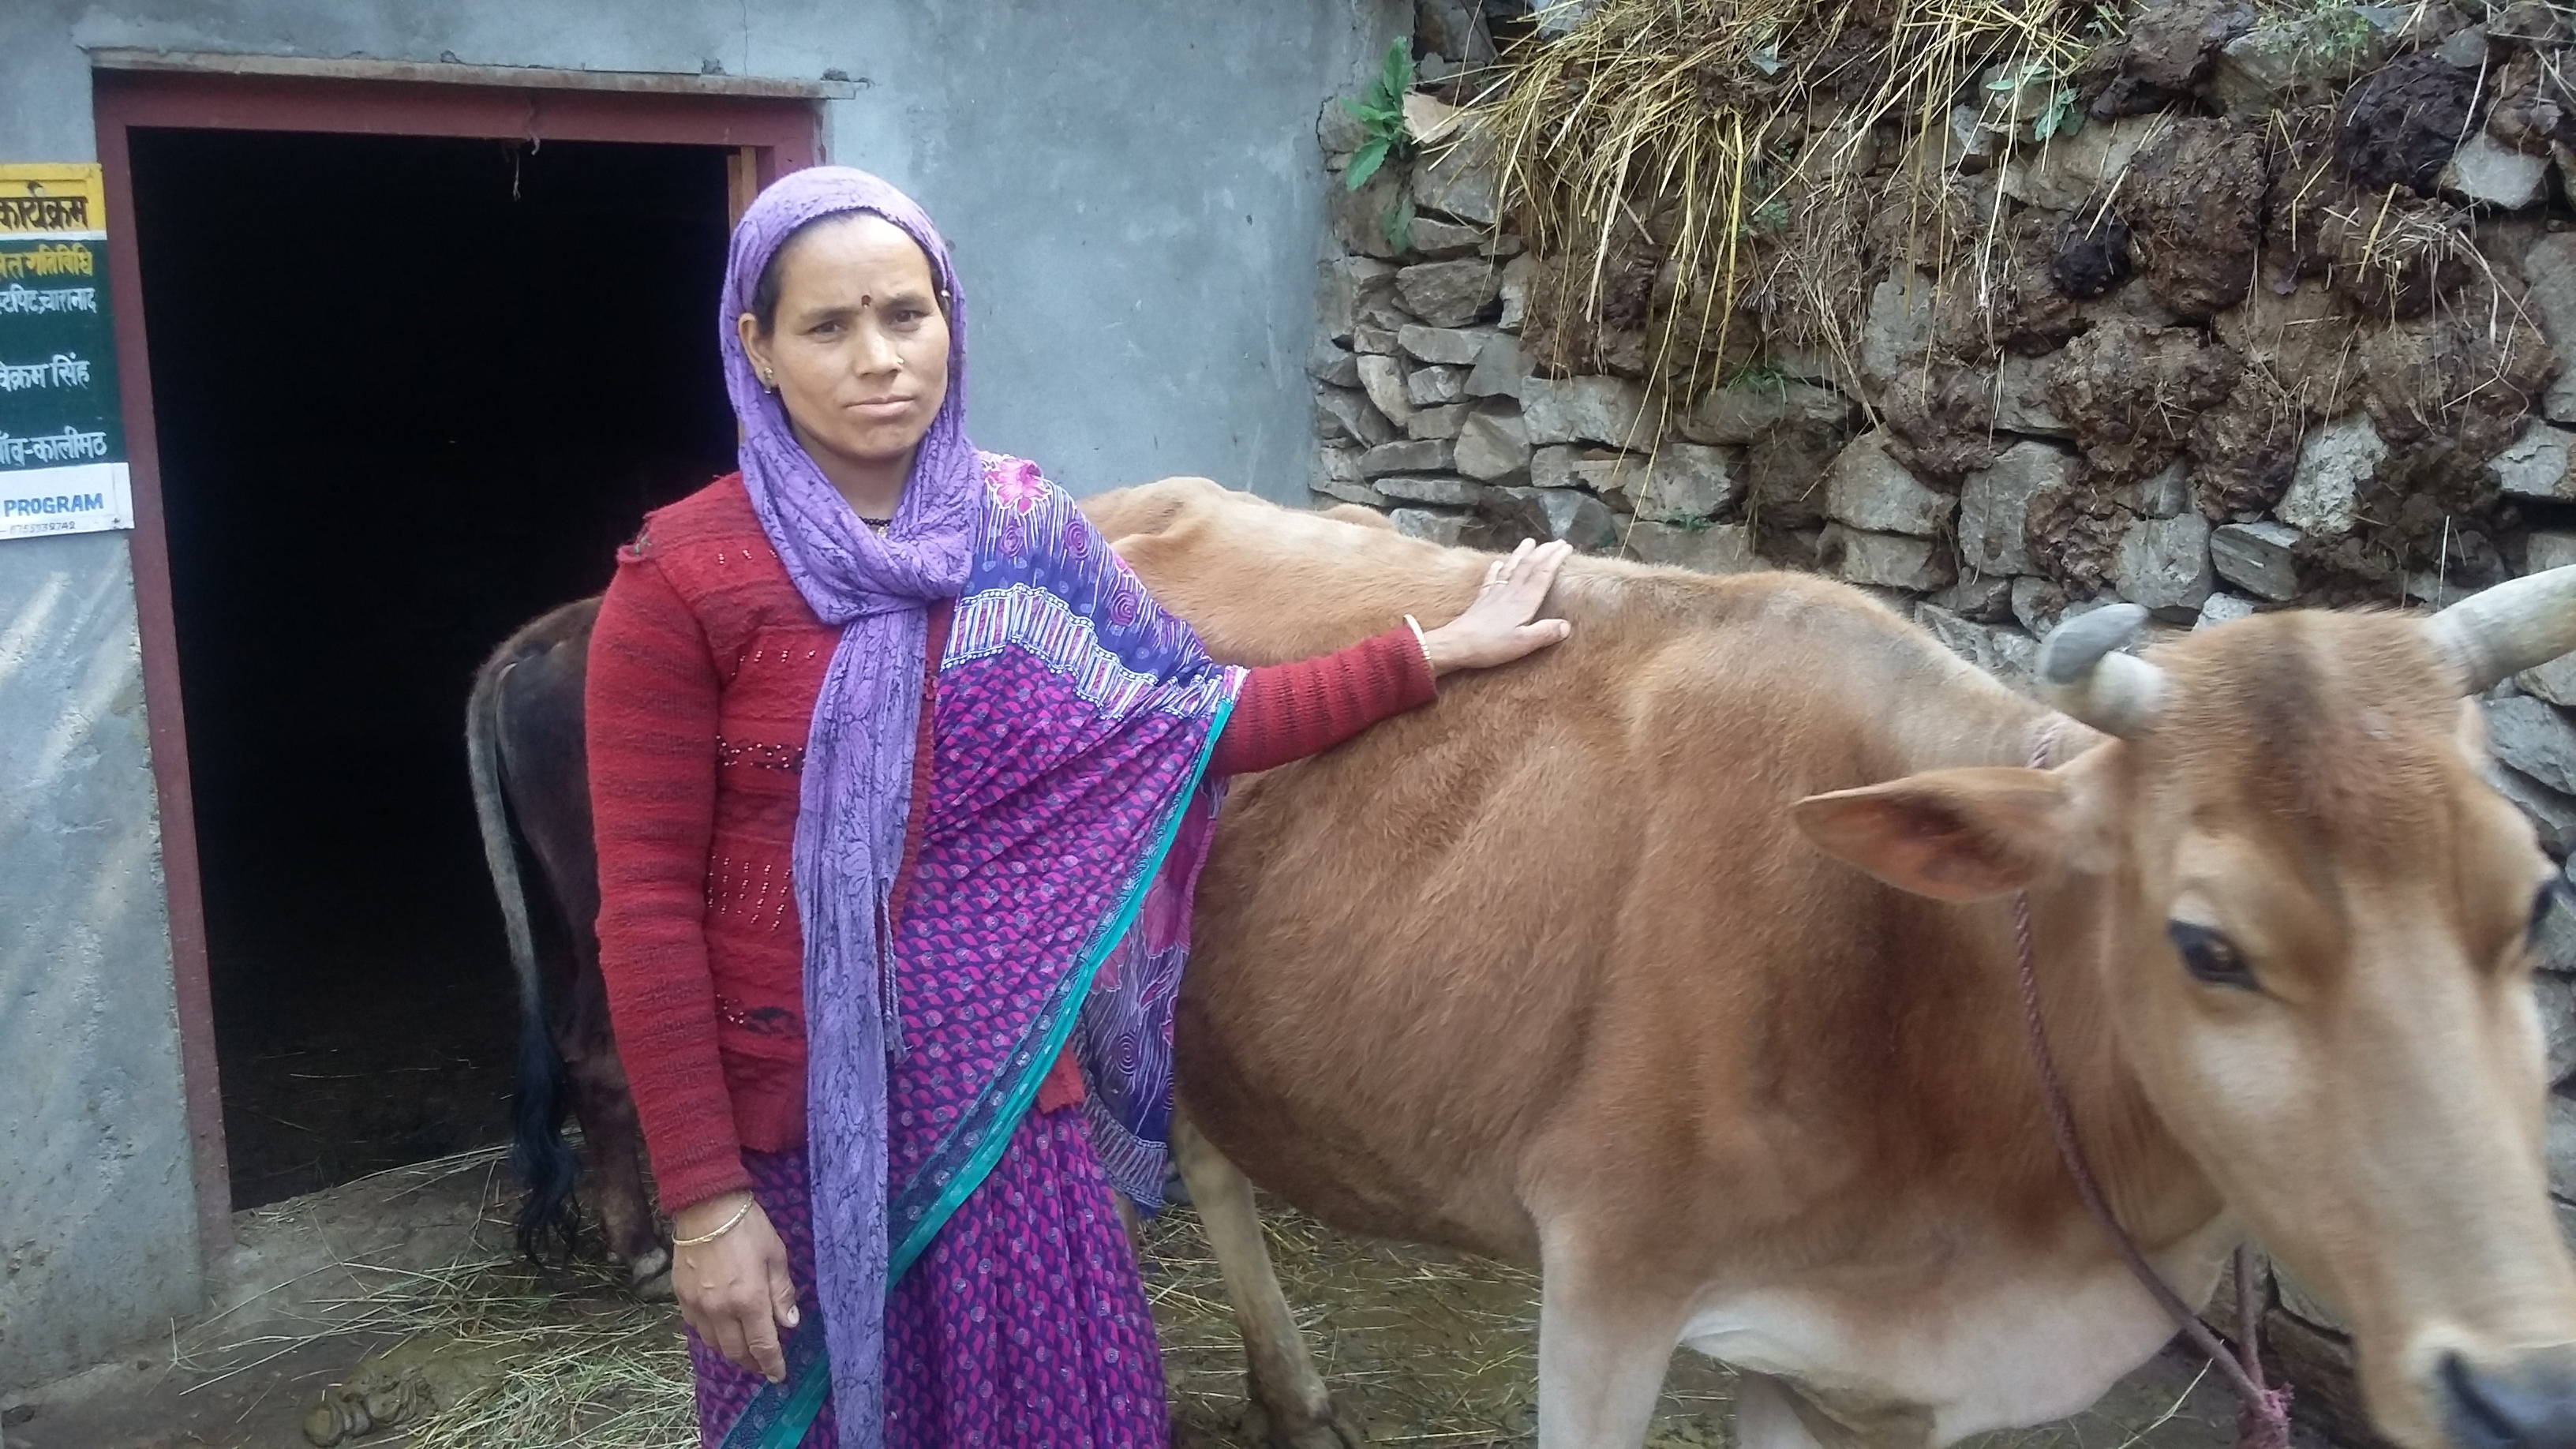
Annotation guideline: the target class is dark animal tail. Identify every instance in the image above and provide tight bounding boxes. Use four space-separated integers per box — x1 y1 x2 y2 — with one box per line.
468 649 581 1265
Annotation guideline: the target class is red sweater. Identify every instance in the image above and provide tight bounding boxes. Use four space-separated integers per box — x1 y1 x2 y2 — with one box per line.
587 475 1436 1212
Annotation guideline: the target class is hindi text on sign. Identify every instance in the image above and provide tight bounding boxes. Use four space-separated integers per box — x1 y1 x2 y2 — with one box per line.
0 285 97 315
0 353 94 391
0 247 96 279
0 195 92 232
0 427 113 467
0 163 129 540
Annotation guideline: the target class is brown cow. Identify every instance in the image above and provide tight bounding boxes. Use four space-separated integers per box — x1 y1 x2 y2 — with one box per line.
474 477 2576 1449
1082 477 2576 1449
466 599 669 1295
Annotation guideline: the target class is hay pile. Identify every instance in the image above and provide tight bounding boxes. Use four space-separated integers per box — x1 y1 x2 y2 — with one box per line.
1490 0 2112 395
299 1197 1644 1449
290 1185 2232 1449
237 1145 694 1449
313 1255 692 1448
1143 1202 1732 1446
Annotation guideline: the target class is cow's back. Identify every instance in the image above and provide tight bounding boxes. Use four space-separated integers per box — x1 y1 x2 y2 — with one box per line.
1088 479 2056 1267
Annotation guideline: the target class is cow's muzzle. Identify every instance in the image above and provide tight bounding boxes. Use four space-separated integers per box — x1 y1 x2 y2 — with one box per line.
2443 1350 2576 1449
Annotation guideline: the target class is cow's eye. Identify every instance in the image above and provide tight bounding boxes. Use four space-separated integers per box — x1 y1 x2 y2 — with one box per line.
2530 881 2568 948
2169 921 2259 991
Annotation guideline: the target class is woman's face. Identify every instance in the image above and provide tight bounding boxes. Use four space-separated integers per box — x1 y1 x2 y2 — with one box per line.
739 213 952 485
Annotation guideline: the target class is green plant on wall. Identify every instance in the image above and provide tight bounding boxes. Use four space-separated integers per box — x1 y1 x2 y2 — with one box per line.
2297 1 2379 72
1342 39 1420 252
1342 39 1416 192
1382 191 1418 254
1724 361 1795 396
2032 81 2083 140
1986 59 2084 141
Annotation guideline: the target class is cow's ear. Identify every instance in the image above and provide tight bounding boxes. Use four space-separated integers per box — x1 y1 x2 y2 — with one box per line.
1792 766 2080 902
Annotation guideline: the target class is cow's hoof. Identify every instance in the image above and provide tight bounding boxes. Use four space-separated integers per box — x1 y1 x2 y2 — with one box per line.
1239 1397 1365 1449
630 1246 675 1301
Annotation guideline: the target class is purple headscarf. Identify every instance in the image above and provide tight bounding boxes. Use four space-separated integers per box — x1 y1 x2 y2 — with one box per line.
718 167 972 1447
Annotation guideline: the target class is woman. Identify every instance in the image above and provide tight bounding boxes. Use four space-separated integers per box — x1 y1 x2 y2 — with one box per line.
587 167 1571 1448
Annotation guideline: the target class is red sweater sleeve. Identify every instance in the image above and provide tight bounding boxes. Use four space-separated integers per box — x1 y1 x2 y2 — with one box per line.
1211 627 1439 777
586 553 751 1214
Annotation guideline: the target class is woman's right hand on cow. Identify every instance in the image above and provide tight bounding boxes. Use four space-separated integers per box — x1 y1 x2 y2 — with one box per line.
672 1190 800 1382
1418 538 1576 675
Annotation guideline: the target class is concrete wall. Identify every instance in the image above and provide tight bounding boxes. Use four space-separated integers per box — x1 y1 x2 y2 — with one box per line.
0 534 195 1387
0 0 1399 1389
3 0 1399 497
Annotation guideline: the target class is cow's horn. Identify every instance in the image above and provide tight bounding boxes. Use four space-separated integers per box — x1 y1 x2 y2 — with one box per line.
2423 566 2576 696
2036 603 2167 738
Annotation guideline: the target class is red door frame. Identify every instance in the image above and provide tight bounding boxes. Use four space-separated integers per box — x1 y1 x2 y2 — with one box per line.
92 66 819 1256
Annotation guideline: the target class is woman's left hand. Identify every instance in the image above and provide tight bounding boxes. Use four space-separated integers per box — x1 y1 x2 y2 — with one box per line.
1419 538 1576 676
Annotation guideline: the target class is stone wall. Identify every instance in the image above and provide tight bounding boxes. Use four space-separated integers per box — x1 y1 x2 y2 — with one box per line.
1312 0 2576 1431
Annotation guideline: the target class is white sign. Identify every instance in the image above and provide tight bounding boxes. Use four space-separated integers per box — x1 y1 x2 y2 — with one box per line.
0 459 133 540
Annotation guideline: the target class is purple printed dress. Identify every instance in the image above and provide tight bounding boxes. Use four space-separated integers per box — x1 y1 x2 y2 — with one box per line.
691 456 1242 1448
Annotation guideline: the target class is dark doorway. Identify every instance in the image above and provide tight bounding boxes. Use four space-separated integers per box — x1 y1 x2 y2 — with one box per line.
128 129 736 1208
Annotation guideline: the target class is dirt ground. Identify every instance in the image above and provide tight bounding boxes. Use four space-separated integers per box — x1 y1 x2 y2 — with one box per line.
2 1148 2328 1449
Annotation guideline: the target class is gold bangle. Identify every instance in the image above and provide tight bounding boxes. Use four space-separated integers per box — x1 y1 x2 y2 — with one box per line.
672 1196 754 1247
1402 614 1435 675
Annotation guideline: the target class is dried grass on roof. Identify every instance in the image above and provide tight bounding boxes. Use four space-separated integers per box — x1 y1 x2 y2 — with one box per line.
1484 0 2115 409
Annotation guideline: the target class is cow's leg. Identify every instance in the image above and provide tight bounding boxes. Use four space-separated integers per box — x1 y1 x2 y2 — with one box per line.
1114 1189 1146 1255
1734 1374 1831 1449
560 962 670 1297
1170 1110 1360 1449
1729 1371 1931 1449
1533 1234 1690 1448
567 1054 668 1296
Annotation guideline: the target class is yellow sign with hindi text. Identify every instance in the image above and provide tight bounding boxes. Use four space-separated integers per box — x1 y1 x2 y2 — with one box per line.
0 163 108 238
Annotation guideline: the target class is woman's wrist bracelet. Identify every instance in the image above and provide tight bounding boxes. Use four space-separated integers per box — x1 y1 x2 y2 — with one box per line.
1403 614 1436 676
673 1196 755 1247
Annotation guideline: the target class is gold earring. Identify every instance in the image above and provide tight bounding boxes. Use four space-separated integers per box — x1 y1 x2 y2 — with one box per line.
762 368 777 388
